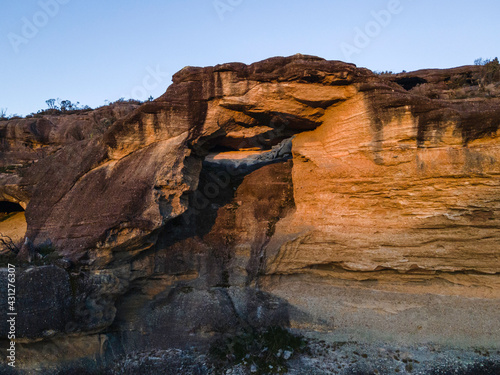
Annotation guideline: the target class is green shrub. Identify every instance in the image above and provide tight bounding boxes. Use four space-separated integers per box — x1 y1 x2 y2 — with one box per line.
0 166 17 174
210 326 308 374
475 57 500 85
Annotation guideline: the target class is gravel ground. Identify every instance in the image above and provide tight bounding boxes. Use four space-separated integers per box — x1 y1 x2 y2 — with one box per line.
104 340 500 375
287 340 500 375
2 340 499 374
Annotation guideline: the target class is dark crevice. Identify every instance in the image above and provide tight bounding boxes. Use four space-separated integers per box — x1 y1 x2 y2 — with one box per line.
128 159 256 272
302 262 500 276
206 117 305 153
179 162 249 239
394 76 428 91
0 201 24 213
0 201 24 222
209 145 236 153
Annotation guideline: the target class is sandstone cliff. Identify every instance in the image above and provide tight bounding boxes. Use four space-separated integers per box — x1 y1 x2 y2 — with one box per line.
0 54 499 373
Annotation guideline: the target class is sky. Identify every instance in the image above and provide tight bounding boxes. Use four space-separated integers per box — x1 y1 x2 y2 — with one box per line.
1 0 499 116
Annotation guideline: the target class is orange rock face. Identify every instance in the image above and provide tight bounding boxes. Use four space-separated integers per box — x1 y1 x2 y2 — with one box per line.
1 55 500 369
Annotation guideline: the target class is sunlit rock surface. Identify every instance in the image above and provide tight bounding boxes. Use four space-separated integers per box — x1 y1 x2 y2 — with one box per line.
1 54 499 372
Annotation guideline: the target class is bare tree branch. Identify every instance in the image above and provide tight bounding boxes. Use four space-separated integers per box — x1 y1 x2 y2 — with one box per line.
0 234 20 255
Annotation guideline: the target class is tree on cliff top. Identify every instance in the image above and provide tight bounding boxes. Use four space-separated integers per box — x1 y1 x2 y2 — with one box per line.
475 57 500 85
0 108 10 120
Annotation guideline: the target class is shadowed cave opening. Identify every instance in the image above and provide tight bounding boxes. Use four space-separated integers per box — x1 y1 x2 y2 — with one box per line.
128 143 295 281
395 76 428 91
0 201 24 219
0 201 24 213
156 161 250 250
124 112 305 272
207 112 310 153
165 117 299 244
208 145 237 153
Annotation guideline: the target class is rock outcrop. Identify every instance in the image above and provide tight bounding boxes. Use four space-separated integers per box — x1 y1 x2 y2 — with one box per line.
1 54 500 373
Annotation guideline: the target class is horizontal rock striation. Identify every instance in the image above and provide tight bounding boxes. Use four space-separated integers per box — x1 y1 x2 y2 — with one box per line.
1 54 500 372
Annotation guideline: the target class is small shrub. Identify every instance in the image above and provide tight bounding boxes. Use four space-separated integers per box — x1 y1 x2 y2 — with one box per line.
0 234 19 267
482 58 500 85
37 242 57 257
209 326 308 374
0 234 20 255
114 97 140 103
99 117 115 131
410 83 441 99
447 73 476 89
475 57 500 85
31 241 63 265
28 99 92 118
0 166 17 174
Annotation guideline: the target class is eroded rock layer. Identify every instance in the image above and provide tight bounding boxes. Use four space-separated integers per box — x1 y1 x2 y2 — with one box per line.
1 54 499 371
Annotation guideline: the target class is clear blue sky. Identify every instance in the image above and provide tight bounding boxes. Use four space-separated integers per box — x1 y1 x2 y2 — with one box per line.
1 0 499 116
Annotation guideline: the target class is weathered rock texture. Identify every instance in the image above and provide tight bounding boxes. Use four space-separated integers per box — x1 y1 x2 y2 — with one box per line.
1 55 500 372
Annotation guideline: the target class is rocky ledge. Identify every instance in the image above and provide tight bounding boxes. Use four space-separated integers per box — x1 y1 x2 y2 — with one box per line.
0 54 499 374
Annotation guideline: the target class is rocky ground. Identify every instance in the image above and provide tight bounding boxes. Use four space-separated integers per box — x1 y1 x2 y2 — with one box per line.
113 343 500 375
6 339 497 375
